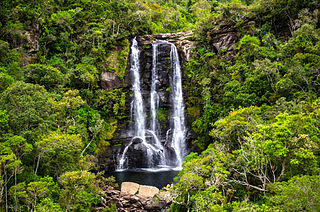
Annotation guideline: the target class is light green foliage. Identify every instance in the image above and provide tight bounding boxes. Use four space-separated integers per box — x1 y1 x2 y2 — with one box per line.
71 63 98 89
210 106 262 149
0 144 20 204
171 145 231 210
173 98 320 210
35 198 63 212
35 131 83 177
58 171 99 211
268 175 320 211
192 186 225 211
9 176 60 211
0 135 32 207
0 72 14 92
52 89 85 129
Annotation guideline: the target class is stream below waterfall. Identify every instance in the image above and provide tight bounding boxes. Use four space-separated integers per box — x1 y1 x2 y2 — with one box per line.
111 170 179 189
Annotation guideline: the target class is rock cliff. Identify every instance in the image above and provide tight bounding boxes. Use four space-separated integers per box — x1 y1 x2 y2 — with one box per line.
112 32 196 169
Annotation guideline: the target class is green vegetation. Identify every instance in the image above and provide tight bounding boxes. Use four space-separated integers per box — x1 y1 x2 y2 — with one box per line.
0 0 319 211
171 0 320 211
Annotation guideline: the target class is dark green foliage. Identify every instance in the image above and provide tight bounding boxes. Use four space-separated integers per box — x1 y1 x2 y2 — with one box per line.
23 64 66 91
0 81 54 140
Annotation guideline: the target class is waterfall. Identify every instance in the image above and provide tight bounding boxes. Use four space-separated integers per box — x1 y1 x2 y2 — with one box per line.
118 38 154 170
169 44 186 168
117 38 186 171
150 43 162 148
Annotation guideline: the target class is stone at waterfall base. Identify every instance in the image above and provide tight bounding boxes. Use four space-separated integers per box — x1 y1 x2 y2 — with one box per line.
101 182 171 211
137 185 159 198
120 182 140 195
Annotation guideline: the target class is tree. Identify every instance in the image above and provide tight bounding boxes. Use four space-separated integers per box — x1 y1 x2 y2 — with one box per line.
5 136 32 211
9 176 60 211
0 143 20 212
23 64 66 91
52 89 84 129
268 175 320 211
35 131 83 177
58 171 99 211
0 81 54 141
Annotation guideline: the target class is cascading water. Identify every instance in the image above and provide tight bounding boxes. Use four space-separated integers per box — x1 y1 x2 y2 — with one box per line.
117 38 186 171
118 38 158 170
150 43 162 149
169 43 186 168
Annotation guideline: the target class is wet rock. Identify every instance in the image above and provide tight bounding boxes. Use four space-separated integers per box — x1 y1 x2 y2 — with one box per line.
126 144 149 168
111 32 194 170
164 146 178 166
101 72 122 89
132 137 143 144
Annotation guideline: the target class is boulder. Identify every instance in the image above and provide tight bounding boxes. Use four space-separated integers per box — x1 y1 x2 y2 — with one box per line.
138 185 160 198
101 72 122 89
102 183 171 211
121 182 139 195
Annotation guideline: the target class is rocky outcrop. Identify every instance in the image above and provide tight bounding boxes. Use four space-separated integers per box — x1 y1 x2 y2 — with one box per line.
25 30 39 53
100 182 170 211
101 72 122 89
208 20 256 52
208 25 239 52
137 31 195 62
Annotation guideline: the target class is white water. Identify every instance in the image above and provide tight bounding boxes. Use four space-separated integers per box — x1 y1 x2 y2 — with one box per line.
150 43 160 135
118 38 151 169
169 43 186 167
117 38 186 171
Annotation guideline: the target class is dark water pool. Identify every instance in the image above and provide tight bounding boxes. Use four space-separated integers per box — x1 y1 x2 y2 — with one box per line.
111 169 180 189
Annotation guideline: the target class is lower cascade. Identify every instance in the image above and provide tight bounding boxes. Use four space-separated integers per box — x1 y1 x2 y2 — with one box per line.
117 38 187 171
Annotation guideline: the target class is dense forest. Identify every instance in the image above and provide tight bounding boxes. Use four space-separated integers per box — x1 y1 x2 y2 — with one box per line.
0 0 320 211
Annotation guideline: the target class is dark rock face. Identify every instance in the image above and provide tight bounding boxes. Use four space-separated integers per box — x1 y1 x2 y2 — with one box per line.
208 20 257 53
110 32 196 170
101 72 122 89
208 25 239 52
98 145 120 172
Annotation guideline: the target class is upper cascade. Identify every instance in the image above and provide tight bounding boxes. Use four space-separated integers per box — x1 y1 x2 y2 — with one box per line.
117 38 187 171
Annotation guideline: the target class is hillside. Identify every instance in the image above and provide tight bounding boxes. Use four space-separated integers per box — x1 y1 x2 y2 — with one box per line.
0 0 320 211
